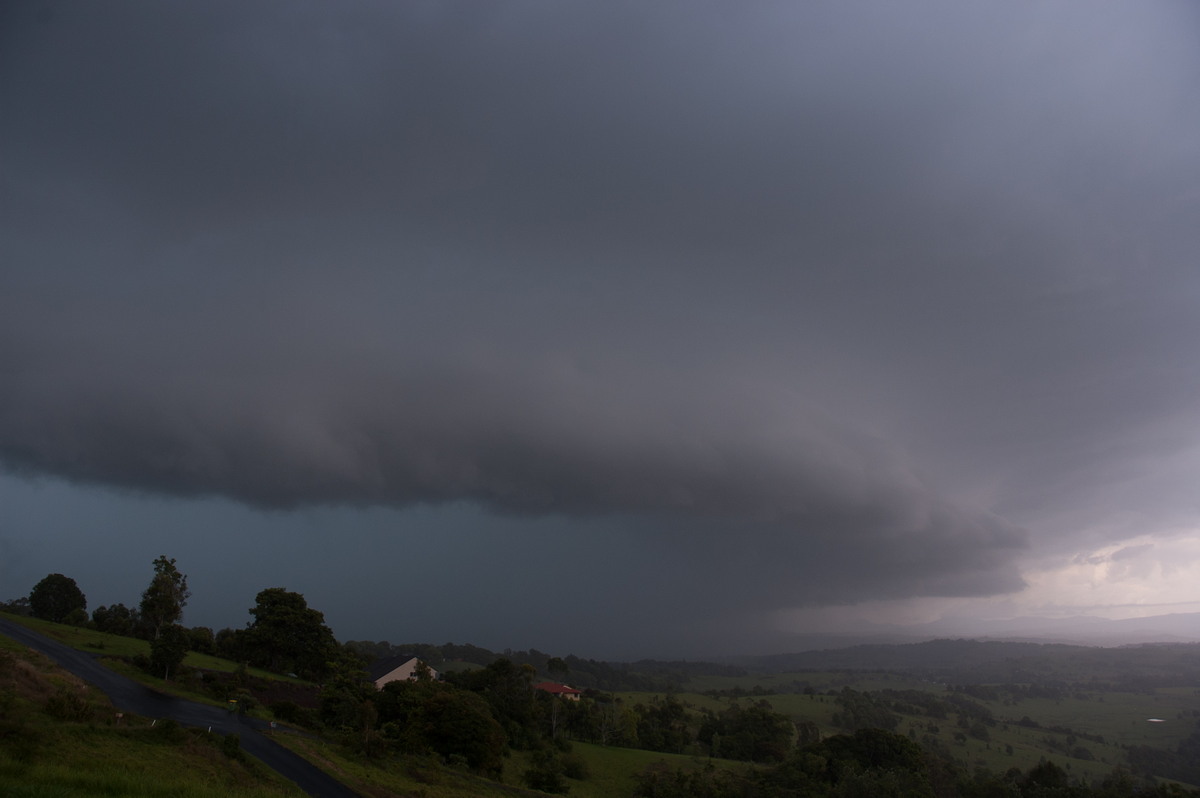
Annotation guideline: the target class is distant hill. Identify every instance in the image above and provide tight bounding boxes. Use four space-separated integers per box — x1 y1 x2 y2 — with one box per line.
731 612 1200 662
341 612 1199 691
879 612 1200 647
727 638 1200 687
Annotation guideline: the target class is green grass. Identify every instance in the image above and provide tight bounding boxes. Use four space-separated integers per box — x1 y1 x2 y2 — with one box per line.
997 691 1200 750
0 726 305 798
272 733 749 798
562 742 749 798
275 735 539 797
4 613 154 658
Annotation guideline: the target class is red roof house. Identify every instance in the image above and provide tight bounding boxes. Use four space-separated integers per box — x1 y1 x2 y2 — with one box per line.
534 681 582 701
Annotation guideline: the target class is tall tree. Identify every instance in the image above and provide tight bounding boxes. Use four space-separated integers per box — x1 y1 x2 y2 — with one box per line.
139 556 190 640
28 573 86 623
241 587 338 680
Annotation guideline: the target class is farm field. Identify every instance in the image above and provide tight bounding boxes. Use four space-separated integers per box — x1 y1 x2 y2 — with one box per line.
617 667 1200 789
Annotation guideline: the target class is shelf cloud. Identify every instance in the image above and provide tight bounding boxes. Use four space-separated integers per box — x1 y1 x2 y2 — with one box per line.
3 1 1199 654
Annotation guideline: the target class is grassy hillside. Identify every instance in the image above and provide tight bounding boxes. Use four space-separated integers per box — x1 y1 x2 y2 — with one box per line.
1 613 319 723
0 635 304 798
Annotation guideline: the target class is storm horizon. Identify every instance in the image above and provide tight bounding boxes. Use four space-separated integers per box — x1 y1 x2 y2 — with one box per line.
3 1 1200 660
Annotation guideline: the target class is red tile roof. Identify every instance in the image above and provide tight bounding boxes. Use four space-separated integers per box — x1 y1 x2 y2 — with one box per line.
534 681 582 695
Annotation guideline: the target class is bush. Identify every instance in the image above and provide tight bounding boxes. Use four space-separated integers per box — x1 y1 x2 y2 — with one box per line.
231 689 257 715
188 626 216 655
524 749 570 794
44 687 93 722
562 753 590 781
270 700 303 724
150 718 187 744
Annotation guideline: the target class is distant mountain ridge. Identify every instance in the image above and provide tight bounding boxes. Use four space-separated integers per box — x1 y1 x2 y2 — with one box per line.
751 612 1200 658
727 636 1200 686
885 611 1200 646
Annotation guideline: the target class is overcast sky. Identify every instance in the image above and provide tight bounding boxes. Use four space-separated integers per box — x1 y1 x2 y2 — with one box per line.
3 1 1200 659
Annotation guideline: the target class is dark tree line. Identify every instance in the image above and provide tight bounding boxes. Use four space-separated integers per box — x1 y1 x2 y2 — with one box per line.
7 561 346 684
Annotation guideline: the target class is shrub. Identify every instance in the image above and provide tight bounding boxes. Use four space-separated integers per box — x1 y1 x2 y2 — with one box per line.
150 718 187 744
270 700 303 723
44 686 93 722
562 753 590 781
524 749 570 794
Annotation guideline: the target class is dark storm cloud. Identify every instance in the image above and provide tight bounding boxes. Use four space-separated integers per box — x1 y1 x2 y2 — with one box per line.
3 1 1200 627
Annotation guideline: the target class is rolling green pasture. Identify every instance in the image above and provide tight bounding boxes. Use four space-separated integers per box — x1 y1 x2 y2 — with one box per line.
549 741 749 798
998 691 1200 749
622 670 1200 788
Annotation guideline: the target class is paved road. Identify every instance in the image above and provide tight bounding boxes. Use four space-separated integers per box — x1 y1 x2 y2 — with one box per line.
0 617 359 798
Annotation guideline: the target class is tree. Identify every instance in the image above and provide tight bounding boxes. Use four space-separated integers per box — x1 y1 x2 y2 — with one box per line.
0 596 32 616
698 701 795 762
215 627 245 661
241 588 338 680
139 556 189 640
92 603 139 636
187 626 216 655
448 657 541 748
523 748 570 794
28 573 86 623
414 687 507 777
318 656 382 756
150 624 190 681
